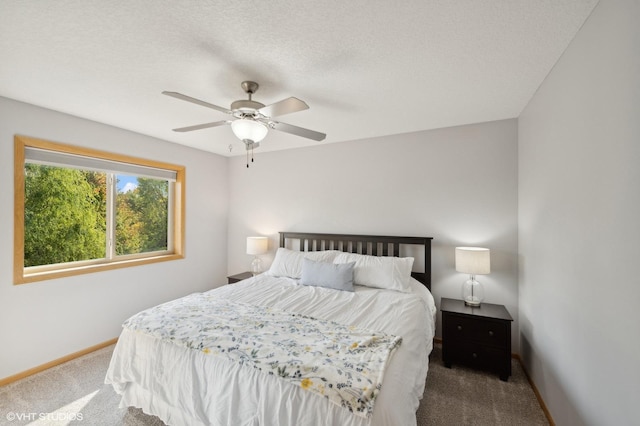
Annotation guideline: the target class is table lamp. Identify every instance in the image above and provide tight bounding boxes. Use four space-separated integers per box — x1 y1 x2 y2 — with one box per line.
246 236 268 275
455 247 490 307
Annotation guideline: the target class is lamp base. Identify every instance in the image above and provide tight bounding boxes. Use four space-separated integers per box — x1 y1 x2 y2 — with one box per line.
462 275 484 307
464 298 482 307
250 257 263 276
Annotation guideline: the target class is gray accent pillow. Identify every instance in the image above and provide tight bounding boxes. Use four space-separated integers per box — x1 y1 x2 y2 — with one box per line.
299 258 355 292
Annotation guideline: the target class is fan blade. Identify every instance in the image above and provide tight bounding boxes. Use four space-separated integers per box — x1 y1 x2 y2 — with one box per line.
259 97 309 118
172 120 230 132
162 91 231 114
271 121 326 141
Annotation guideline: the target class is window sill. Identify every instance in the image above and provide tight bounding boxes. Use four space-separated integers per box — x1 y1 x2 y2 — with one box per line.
15 253 184 284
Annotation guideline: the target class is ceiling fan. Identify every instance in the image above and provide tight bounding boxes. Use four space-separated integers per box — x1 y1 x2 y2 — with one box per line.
162 81 326 160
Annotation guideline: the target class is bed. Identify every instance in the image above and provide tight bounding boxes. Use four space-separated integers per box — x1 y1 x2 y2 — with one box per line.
106 232 435 426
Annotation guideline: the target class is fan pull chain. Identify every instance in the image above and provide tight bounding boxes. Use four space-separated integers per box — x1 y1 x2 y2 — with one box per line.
246 149 249 168
251 145 254 163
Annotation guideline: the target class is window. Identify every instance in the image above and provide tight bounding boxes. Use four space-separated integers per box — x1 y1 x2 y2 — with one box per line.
14 135 185 284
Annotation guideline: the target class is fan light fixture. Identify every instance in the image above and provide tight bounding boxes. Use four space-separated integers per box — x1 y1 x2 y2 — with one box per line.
231 118 268 143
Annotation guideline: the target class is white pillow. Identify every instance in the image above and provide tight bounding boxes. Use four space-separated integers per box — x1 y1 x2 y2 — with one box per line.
333 252 414 293
266 248 341 279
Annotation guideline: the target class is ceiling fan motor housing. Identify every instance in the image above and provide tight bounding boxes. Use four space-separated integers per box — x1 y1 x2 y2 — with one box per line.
230 99 265 112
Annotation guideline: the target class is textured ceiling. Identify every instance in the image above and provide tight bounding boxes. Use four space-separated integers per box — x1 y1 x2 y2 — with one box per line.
0 0 598 156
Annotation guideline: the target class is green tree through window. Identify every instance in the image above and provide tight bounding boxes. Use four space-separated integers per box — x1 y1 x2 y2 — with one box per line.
24 165 106 266
116 176 169 255
24 167 170 267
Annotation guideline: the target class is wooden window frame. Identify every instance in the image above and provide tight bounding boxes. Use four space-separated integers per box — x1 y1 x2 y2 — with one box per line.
14 135 185 284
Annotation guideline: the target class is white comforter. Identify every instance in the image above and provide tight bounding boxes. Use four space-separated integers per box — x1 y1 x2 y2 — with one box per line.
105 274 436 426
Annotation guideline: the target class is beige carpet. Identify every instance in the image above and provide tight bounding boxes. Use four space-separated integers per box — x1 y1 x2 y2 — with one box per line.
0 344 548 425
418 345 549 425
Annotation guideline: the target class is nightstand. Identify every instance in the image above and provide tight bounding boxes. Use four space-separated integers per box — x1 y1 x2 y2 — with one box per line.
227 271 254 284
441 297 513 381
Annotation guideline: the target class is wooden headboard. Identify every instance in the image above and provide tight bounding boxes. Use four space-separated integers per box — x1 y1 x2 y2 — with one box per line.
279 232 433 291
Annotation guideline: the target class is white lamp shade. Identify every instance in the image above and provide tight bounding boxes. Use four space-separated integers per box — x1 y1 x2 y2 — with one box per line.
246 237 268 255
455 247 490 275
232 119 268 143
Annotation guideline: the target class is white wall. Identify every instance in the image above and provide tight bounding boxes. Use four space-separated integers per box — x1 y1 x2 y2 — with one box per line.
518 0 640 424
227 119 519 349
0 97 229 379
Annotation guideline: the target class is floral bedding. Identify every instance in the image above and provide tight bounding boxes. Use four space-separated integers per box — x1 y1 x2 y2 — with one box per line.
123 292 402 418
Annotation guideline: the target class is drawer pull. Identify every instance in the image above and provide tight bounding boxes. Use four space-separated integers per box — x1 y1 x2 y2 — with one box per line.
457 325 463 331
488 331 494 337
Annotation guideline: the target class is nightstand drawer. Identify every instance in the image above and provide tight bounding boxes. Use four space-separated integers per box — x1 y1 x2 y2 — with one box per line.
443 314 473 340
474 321 508 347
444 314 508 348
447 341 505 371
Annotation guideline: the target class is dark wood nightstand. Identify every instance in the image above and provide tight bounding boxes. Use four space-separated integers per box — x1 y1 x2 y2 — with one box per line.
227 271 254 284
441 297 513 381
